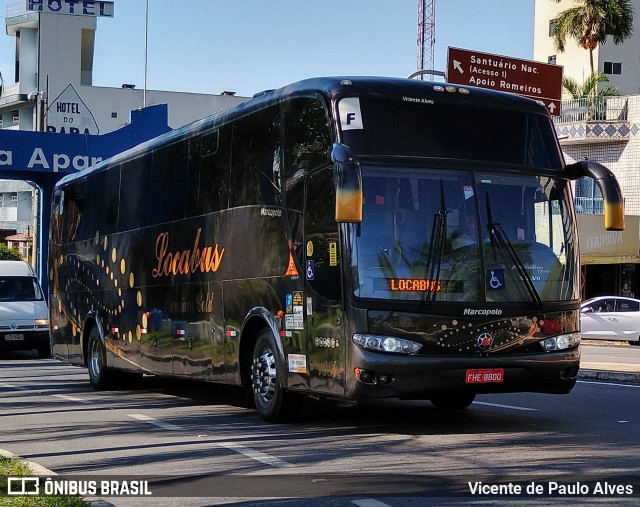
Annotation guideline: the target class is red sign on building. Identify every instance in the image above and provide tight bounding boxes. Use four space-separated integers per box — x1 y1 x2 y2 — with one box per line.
446 47 563 116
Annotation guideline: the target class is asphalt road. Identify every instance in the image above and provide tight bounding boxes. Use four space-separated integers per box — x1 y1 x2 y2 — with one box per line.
581 341 640 368
1 349 639 507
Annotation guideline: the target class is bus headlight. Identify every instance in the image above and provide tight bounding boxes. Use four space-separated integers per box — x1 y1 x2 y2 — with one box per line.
542 332 580 351
352 334 422 354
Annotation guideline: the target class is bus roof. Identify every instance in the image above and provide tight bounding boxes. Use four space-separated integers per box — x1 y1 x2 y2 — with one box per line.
55 76 551 188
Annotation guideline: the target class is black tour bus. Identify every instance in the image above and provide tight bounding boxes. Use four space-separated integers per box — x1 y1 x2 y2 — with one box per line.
48 77 624 422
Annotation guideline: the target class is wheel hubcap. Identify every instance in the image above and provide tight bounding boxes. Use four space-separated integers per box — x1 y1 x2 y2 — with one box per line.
89 339 102 379
252 347 277 404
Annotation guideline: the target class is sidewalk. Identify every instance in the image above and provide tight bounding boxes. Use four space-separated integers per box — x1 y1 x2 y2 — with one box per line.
578 361 640 384
579 341 640 384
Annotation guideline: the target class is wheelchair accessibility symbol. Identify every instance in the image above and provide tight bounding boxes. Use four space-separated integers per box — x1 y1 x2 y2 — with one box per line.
487 269 505 290
306 260 315 280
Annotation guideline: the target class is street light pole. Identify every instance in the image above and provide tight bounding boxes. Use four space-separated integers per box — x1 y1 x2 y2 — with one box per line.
143 0 149 108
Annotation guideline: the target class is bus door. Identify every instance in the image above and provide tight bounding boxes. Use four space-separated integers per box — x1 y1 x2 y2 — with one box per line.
304 169 346 396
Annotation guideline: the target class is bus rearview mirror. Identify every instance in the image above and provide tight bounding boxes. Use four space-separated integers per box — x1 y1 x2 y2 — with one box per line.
565 160 624 231
331 143 363 223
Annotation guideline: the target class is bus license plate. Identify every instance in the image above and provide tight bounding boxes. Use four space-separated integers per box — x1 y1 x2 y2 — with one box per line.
5 333 24 341
465 368 504 384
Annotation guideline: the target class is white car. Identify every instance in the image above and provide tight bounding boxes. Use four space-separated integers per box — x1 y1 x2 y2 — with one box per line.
0 260 50 357
580 296 640 345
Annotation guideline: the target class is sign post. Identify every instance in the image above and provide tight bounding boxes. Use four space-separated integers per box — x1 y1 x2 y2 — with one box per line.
446 47 563 116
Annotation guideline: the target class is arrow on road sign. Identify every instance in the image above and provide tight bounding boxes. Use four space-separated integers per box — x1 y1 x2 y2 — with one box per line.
453 60 464 74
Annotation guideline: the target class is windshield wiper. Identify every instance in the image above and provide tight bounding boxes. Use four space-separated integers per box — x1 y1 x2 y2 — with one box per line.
485 193 543 309
423 180 447 303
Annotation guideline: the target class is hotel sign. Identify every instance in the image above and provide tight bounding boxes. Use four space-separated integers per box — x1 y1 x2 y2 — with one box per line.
26 0 114 17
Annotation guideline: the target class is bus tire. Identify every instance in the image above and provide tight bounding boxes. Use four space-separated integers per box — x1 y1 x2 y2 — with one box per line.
251 329 294 423
87 328 116 390
430 393 476 410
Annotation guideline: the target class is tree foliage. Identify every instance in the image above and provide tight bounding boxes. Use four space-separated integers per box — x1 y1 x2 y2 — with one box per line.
0 243 23 261
551 0 634 74
562 71 620 99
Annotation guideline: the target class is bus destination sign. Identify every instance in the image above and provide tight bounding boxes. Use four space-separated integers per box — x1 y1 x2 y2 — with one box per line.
446 47 563 116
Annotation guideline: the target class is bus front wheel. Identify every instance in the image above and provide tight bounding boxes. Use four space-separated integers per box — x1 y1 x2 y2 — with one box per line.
251 330 292 422
430 393 476 410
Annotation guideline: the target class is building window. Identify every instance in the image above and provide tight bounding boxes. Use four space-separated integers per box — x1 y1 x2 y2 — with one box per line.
548 20 557 37
575 177 603 214
548 55 557 65
603 62 622 75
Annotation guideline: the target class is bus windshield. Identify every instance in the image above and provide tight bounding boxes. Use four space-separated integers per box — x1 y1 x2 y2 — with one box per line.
339 95 563 169
351 166 579 303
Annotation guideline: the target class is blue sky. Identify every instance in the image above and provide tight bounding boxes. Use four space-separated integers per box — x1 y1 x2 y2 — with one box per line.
0 0 535 98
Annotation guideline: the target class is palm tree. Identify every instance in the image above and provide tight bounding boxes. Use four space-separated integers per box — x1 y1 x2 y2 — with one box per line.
563 72 620 99
551 0 634 75
563 71 621 120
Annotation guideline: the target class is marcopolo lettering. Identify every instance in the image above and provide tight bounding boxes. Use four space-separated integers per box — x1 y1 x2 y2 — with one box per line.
27 0 114 17
463 308 503 316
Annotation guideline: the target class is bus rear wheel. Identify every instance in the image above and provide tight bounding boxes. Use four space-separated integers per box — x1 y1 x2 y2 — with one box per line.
87 328 116 390
251 330 294 423
430 393 476 410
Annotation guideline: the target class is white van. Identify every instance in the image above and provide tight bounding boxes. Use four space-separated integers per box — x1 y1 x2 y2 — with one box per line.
0 260 50 358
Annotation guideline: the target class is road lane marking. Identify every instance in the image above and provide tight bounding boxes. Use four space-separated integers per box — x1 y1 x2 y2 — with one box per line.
128 414 183 431
52 394 91 403
217 442 295 468
473 401 538 412
128 416 294 469
0 383 28 391
577 380 640 388
352 500 392 507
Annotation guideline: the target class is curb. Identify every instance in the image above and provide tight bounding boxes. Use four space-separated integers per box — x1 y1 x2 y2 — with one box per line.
0 449 114 506
578 369 640 384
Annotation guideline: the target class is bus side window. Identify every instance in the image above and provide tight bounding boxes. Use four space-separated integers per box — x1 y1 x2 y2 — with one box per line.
119 157 151 231
305 169 341 301
150 141 189 225
283 97 332 187
90 168 119 236
51 190 64 244
196 125 232 215
65 179 90 242
230 106 281 208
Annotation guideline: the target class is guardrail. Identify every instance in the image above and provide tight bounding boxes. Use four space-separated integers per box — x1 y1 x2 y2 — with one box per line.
574 197 604 215
554 96 628 124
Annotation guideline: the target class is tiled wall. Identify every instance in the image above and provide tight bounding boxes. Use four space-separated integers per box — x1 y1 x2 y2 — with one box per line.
557 96 640 215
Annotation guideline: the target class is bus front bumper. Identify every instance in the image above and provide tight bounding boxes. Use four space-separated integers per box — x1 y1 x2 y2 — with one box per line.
346 347 580 400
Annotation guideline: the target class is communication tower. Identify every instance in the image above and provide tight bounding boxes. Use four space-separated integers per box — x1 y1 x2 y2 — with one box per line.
416 0 436 80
